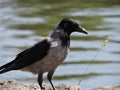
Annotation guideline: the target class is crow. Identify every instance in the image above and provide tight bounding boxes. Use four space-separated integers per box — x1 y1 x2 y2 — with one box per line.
0 18 88 90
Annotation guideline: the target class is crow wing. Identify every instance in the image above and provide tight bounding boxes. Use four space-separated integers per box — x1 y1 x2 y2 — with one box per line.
0 39 50 74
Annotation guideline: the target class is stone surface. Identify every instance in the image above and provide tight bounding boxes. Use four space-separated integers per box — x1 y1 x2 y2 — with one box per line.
86 85 120 90
0 79 119 90
0 79 80 90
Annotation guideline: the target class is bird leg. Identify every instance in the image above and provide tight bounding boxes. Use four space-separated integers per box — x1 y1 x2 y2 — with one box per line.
47 71 55 90
38 73 45 90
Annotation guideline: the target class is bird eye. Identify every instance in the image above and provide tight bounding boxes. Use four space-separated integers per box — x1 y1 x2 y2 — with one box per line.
64 23 69 28
74 23 78 27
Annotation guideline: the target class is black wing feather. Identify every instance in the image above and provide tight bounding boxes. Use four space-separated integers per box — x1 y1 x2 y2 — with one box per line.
0 39 50 74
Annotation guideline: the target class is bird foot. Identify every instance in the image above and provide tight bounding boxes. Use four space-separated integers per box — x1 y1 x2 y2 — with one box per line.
41 87 45 90
41 85 55 90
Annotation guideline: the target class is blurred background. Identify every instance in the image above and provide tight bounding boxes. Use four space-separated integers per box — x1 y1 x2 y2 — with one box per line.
0 0 120 89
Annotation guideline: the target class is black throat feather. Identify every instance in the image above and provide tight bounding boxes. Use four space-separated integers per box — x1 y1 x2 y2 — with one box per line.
59 31 70 47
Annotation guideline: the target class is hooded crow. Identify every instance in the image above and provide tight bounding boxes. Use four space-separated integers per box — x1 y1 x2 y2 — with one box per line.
0 18 88 90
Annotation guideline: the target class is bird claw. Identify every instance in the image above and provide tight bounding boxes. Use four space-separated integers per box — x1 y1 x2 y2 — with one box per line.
41 87 45 90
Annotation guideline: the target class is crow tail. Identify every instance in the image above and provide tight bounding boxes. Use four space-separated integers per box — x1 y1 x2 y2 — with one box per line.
0 62 14 74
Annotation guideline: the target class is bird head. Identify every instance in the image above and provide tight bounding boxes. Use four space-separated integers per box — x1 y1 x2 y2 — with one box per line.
57 18 88 35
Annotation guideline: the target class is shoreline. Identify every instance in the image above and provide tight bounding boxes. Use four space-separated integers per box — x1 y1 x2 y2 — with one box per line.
0 79 119 90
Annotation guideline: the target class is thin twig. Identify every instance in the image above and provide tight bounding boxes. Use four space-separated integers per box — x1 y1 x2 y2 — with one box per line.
78 47 102 85
78 36 111 85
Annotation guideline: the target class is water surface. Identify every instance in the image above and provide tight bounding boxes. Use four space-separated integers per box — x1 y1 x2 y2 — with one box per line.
0 0 120 89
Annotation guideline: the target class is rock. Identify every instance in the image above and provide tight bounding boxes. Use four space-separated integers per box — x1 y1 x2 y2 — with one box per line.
87 85 120 90
0 79 119 90
0 79 81 90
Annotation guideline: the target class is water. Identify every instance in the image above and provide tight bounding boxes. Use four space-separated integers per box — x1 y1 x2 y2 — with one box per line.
0 0 120 89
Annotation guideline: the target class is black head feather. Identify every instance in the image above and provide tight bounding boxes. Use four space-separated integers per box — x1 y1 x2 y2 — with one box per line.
57 18 88 35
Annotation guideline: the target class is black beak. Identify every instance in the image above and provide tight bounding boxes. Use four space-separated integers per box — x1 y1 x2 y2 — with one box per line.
75 26 88 35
